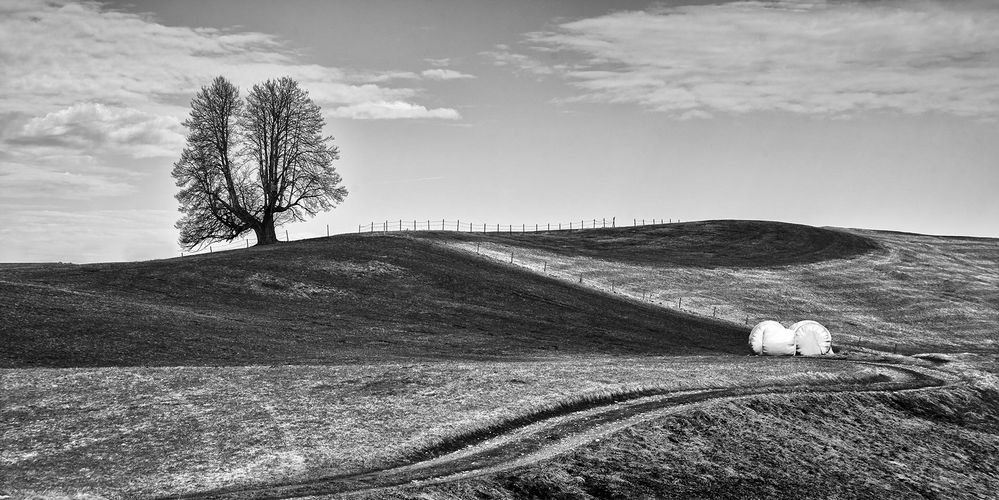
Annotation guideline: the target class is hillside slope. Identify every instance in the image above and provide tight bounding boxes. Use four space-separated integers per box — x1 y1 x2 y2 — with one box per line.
3 219 994 367
0 234 743 368
424 220 999 353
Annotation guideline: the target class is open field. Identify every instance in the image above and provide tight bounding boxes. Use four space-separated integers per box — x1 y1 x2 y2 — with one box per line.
391 373 999 500
430 220 999 353
1 357 890 498
2 220 997 499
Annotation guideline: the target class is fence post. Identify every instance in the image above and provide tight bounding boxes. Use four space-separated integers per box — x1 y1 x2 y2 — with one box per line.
603 218 606 228
246 239 249 248
209 245 213 253
457 219 460 231
548 223 550 232
510 252 513 263
713 307 717 317
442 219 445 230
326 225 330 237
370 222 374 232
522 224 525 232
285 230 289 242
559 223 562 230
543 261 547 273
399 220 402 231
678 298 682 309
612 217 615 228
509 224 512 234
634 218 637 226
581 220 584 229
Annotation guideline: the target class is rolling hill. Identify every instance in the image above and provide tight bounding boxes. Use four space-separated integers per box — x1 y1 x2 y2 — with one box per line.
3 219 996 368
3 219 997 499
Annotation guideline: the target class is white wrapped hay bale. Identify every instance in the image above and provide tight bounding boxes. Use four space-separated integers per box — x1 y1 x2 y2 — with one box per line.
748 320 796 356
790 320 834 356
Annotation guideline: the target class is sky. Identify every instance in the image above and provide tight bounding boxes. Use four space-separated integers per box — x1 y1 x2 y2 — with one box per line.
1 0 997 263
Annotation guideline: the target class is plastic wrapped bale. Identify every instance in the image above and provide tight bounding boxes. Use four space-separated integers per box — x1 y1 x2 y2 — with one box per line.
790 320 834 356
748 320 796 356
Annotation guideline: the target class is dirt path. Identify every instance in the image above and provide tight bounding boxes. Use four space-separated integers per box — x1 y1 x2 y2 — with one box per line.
161 361 951 500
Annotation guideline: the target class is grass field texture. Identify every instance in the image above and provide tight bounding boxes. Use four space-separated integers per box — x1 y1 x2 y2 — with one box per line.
433 221 999 353
2 220 997 499
0 356 887 498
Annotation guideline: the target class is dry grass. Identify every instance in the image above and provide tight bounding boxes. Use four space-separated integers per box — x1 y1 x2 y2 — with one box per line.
436 224 998 353
4 220 996 499
0 233 746 369
387 375 999 500
2 356 877 499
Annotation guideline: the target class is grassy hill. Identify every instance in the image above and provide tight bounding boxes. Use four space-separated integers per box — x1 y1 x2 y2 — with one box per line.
424 220 999 354
1 229 746 368
3 219 998 499
8 219 991 368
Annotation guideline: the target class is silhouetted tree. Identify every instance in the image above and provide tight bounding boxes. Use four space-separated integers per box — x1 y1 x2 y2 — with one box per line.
173 76 346 248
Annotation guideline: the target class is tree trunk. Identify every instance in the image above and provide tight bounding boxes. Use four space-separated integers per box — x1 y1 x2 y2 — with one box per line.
254 214 279 246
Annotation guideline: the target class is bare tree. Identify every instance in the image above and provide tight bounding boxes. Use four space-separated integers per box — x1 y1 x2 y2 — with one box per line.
173 76 346 248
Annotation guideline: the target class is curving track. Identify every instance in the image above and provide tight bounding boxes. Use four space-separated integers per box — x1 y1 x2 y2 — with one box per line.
160 360 953 500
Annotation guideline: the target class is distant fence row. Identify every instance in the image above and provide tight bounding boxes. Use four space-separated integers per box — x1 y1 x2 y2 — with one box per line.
356 217 680 234
179 217 681 256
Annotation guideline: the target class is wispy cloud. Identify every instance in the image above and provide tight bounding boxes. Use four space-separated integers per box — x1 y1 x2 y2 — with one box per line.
14 103 185 158
2 208 179 263
494 0 999 118
0 0 462 129
424 57 452 67
421 68 477 80
481 44 556 77
330 101 462 120
0 154 136 201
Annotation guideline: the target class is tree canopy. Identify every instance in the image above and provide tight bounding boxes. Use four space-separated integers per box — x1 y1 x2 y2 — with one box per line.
173 76 347 248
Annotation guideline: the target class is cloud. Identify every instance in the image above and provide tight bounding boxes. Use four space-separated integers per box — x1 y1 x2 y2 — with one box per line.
0 0 469 243
421 68 477 80
0 156 136 201
0 0 462 125
1 208 179 263
481 45 555 76
498 0 999 118
424 57 452 67
15 103 185 158
330 101 461 120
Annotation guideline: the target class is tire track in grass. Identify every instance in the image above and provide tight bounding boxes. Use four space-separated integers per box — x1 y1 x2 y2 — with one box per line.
160 361 951 500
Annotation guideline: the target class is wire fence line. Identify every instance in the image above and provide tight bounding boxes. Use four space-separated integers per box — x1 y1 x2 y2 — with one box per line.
356 217 680 234
441 240 912 352
439 239 758 326
179 217 682 257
